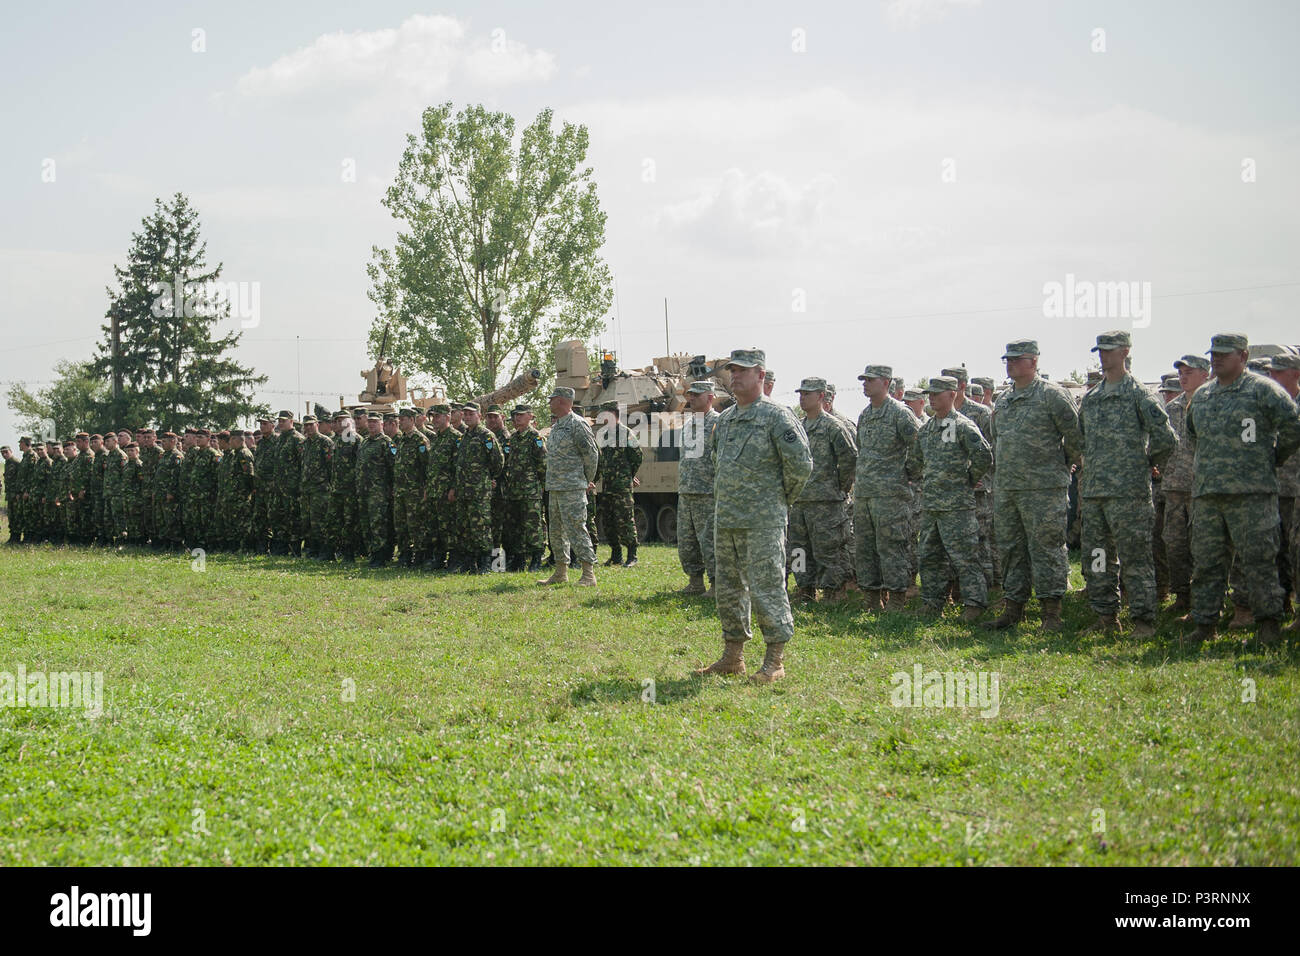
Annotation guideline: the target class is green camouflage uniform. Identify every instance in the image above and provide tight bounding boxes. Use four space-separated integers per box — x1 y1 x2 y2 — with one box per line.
545 410 600 566
3 454 18 539
226 446 256 547
252 430 277 551
357 430 395 558
955 394 996 586
1276 392 1300 599
488 423 510 552
123 456 146 541
595 419 643 551
102 447 127 542
990 378 1084 603
1078 373 1177 621
16 449 36 540
789 412 856 591
454 423 505 557
154 447 185 546
326 429 360 558
70 448 97 542
188 447 219 548
906 406 992 608
273 428 306 553
49 454 70 543
854 397 921 593
91 444 109 542
502 426 547 561
426 426 461 564
1185 371 1300 624
1160 391 1194 601
300 431 334 555
392 427 428 562
713 394 812 645
139 443 161 541
179 446 198 543
677 409 720 581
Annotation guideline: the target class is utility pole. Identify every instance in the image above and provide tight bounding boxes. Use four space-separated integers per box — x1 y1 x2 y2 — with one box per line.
110 312 122 402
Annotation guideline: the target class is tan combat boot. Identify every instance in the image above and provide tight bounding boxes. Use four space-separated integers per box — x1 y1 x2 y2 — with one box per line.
750 642 786 683
577 562 597 587
696 639 746 676
960 605 984 624
1039 598 1063 633
538 562 568 585
885 590 908 612
680 573 706 595
989 599 1024 630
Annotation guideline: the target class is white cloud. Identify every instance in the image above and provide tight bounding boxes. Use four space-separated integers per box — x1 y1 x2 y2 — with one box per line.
653 168 834 252
883 0 982 30
232 14 555 110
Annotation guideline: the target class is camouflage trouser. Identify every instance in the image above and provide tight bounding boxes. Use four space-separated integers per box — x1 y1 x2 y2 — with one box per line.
125 497 145 541
227 499 252 548
300 485 330 552
854 495 913 593
156 493 183 544
188 493 215 547
1191 493 1284 624
326 490 358 556
676 493 715 580
74 495 96 541
1232 496 1299 606
491 489 506 550
788 500 854 590
1284 497 1298 599
361 485 392 556
392 487 422 556
597 489 636 549
458 489 494 554
995 487 1070 603
1162 491 1192 598
271 485 301 550
427 492 456 560
907 486 921 577
1081 495 1158 620
716 525 794 645
975 488 998 587
251 482 273 550
106 495 127 542
920 508 988 609
503 497 546 557
1152 491 1169 594
547 489 595 566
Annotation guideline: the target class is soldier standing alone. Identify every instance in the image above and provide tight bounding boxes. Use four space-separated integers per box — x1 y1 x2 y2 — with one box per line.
537 386 600 587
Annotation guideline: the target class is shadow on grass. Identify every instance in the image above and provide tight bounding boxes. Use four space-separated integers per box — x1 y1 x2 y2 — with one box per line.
568 674 705 708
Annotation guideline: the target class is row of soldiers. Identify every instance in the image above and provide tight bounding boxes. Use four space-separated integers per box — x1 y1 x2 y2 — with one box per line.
0 397 647 579
675 332 1300 665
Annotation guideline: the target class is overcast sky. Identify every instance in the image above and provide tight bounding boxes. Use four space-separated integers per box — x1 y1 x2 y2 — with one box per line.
3 0 1298 437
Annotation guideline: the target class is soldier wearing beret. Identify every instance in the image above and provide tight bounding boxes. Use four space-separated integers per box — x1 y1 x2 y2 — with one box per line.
988 340 1084 632
154 431 185 551
538 386 601 586
448 401 505 573
594 400 643 568
249 417 276 554
421 404 461 571
1184 334 1300 647
1077 331 1177 637
502 405 547 573
698 349 812 683
187 429 220 549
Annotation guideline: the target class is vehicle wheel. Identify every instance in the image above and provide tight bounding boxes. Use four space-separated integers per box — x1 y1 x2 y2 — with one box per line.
656 504 677 545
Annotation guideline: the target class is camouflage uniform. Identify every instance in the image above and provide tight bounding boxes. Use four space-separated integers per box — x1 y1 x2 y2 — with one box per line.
357 426 395 560
953 390 995 587
49 453 70 543
854 394 921 594
179 445 198 544
502 426 547 563
595 416 643 553
300 427 334 557
102 446 127 542
188 446 219 548
545 408 600 566
789 409 856 592
91 443 109 542
1185 362 1300 626
154 446 185 547
677 408 720 582
990 372 1083 604
713 392 812 646
454 422 505 560
70 447 97 543
123 456 146 541
1078 368 1177 622
326 427 360 559
906 395 992 609
3 453 18 540
17 447 36 541
1161 387 1196 603
252 428 277 552
226 444 256 548
139 442 161 542
488 421 510 552
426 425 462 566
392 423 430 564
273 425 306 554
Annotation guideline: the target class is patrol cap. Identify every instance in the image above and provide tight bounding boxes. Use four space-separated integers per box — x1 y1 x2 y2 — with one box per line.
256 416 272 424
1159 375 1181 393
1091 330 1132 351
382 412 398 422
686 380 715 394
939 366 969 384
333 410 351 421
1174 354 1209 371
857 364 893 381
972 376 995 392
277 409 293 419
548 386 576 400
302 415 317 425
428 403 451 415
510 405 533 415
367 413 382 421
461 401 481 413
1267 353 1300 371
764 370 775 383
825 383 837 397
968 383 984 398
486 403 503 414
398 407 416 418
1001 339 1040 359
217 430 231 439
925 375 960 394
598 400 619 412
1208 332 1248 353
795 376 828 393
1247 358 1269 372
724 348 766 369
891 377 905 391
903 388 924 402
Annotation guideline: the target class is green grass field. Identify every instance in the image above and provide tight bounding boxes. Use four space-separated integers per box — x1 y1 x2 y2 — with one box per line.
1 523 1296 866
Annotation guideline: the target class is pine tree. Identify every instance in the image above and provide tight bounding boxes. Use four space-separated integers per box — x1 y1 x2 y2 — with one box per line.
94 193 268 430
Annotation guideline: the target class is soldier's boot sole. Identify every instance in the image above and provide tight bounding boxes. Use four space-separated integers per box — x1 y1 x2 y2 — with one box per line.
696 640 746 676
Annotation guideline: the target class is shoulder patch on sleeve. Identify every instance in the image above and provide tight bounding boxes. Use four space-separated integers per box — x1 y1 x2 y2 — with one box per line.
783 428 799 443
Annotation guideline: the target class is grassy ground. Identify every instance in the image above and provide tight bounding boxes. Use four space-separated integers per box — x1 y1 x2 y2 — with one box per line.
1 520 1296 866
